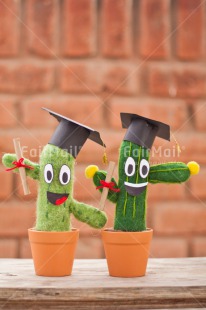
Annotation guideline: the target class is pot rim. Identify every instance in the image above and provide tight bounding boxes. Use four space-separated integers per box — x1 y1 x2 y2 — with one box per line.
28 228 79 244
102 228 153 234
101 228 153 245
28 228 79 235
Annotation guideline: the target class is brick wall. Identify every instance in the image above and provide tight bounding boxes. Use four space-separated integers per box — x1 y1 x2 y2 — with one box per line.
0 0 206 259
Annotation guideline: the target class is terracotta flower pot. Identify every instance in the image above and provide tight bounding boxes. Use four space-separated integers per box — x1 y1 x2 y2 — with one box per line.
28 228 79 277
101 228 153 277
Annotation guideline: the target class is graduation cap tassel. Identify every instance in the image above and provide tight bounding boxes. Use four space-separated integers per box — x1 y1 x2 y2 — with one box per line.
102 147 108 165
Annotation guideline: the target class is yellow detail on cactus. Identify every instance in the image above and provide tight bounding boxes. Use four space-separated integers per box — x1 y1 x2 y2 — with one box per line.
187 161 200 175
85 165 99 179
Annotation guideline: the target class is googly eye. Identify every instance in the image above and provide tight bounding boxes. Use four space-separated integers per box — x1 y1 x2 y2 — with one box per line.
125 157 136 177
44 164 53 184
59 165 71 185
139 159 150 178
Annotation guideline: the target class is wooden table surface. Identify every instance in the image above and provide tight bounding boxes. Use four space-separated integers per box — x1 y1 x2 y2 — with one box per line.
0 258 205 309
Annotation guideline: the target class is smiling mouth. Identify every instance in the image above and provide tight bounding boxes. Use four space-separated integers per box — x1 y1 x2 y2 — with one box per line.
124 181 148 196
47 191 69 206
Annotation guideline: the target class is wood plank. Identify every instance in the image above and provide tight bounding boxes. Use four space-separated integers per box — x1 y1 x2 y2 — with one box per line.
0 258 205 309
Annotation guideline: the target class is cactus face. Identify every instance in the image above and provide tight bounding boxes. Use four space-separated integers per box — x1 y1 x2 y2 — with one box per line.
3 143 108 232
36 144 75 231
114 141 150 231
89 132 196 232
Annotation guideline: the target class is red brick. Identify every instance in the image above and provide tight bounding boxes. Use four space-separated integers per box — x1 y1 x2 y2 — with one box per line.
77 130 124 164
153 202 206 235
150 138 187 163
189 167 206 200
0 129 113 164
101 0 132 58
73 164 100 202
173 68 205 98
147 184 186 227
149 131 206 165
103 201 116 229
0 165 13 200
176 0 203 60
1 130 121 192
103 64 137 96
0 99 17 127
139 0 170 59
62 0 96 57
174 132 206 165
19 238 32 258
26 0 57 57
59 63 102 94
15 176 37 201
148 65 171 97
148 65 206 98
71 200 115 234
150 237 188 258
0 238 18 258
76 235 104 258
146 204 159 230
150 133 197 163
191 237 206 257
21 96 104 128
0 0 19 56
148 183 186 202
193 101 206 131
107 130 206 166
0 201 36 237
103 131 127 163
0 130 51 162
109 98 188 130
0 64 54 94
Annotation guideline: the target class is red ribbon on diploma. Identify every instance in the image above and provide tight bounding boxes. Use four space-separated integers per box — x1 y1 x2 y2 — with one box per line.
96 180 120 192
6 158 34 171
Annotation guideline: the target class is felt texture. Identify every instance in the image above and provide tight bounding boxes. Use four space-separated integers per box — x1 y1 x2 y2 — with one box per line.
71 200 107 229
114 141 149 231
149 162 190 184
187 161 200 175
2 154 40 180
91 141 193 232
93 170 119 204
2 144 107 232
85 165 99 179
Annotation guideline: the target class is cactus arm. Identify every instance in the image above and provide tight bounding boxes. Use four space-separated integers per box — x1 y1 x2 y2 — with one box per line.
70 199 107 229
148 162 191 184
2 153 40 180
93 170 119 204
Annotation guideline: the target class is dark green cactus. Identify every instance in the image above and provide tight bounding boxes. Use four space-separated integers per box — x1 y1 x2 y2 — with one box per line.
87 140 198 232
2 144 107 232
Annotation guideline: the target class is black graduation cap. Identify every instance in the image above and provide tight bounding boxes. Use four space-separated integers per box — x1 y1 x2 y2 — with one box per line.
42 108 105 158
120 112 170 149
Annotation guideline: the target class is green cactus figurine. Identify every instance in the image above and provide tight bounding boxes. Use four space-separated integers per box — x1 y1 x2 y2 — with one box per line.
86 113 199 232
2 108 107 232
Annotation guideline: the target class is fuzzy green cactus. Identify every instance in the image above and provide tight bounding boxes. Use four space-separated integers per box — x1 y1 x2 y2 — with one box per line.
2 144 107 232
86 140 199 232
